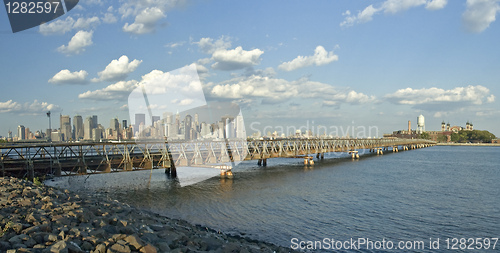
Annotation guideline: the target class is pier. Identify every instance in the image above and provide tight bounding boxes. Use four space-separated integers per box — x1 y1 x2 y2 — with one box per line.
0 138 436 180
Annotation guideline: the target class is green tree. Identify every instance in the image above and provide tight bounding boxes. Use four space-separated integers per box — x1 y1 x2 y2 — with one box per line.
451 130 496 143
419 132 431 140
437 135 449 143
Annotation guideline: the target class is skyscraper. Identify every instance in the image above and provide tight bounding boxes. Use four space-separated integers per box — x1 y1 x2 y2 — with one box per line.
122 120 128 129
17 125 25 140
184 115 192 140
84 117 93 140
110 118 119 131
236 114 245 139
60 115 71 141
135 113 146 127
225 117 235 139
91 115 98 129
74 115 83 140
152 116 160 126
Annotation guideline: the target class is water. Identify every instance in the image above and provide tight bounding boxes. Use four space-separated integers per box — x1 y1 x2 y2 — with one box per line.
46 146 500 251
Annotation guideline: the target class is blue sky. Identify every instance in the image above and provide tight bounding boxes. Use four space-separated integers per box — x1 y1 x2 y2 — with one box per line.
1 0 500 137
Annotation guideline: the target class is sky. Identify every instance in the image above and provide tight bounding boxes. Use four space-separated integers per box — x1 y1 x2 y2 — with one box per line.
1 0 500 138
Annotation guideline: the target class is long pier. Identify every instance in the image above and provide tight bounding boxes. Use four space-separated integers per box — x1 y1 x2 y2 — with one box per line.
0 138 435 179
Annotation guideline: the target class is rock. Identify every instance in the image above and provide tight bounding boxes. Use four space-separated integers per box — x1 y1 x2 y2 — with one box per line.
156 242 170 252
11 222 24 233
22 225 40 234
111 234 127 242
222 242 242 253
200 237 223 251
50 241 68 253
108 243 131 253
33 244 46 249
139 233 159 244
123 234 144 251
91 244 106 253
24 238 37 248
8 234 29 245
12 243 28 249
80 241 93 251
139 244 157 253
118 226 135 235
45 233 58 242
0 241 11 251
68 241 84 253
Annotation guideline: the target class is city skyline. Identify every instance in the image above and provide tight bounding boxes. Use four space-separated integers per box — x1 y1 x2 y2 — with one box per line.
1 1 500 137
4 111 246 142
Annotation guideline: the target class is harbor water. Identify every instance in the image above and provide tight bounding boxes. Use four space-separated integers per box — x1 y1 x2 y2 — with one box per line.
46 146 500 252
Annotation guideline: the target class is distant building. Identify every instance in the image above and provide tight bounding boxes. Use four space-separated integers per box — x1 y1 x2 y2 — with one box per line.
60 115 71 141
152 116 160 126
17 125 25 140
135 113 146 127
74 115 83 140
84 117 93 140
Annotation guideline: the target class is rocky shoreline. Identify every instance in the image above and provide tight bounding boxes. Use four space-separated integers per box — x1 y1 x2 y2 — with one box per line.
0 177 297 253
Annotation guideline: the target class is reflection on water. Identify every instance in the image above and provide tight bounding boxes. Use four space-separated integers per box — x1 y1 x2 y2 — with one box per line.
46 146 500 249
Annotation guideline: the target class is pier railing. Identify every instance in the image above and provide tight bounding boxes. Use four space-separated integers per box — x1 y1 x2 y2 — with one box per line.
0 138 436 179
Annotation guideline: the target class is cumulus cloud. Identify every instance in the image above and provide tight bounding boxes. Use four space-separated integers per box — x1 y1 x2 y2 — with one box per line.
73 17 101 30
102 12 118 24
39 16 100 35
122 7 166 34
194 36 232 54
211 47 264 71
48 69 89 84
0 100 60 115
118 0 185 35
340 0 447 27
385 85 495 108
209 73 375 106
278 46 339 71
92 55 142 82
57 30 93 55
79 80 139 100
426 0 448 10
462 0 500 33
340 6 379 27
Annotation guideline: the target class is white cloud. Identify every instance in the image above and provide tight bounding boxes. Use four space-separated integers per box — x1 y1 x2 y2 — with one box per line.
93 55 142 82
211 46 264 71
122 7 166 34
171 98 194 106
278 46 339 71
209 73 375 106
57 30 94 55
79 80 139 100
340 5 379 27
39 16 101 35
0 100 60 115
340 0 447 27
48 69 89 84
385 85 495 106
194 36 232 54
102 12 118 24
381 0 427 14
119 0 185 19
426 0 448 10
73 17 100 30
39 17 75 35
165 41 185 48
462 0 500 33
